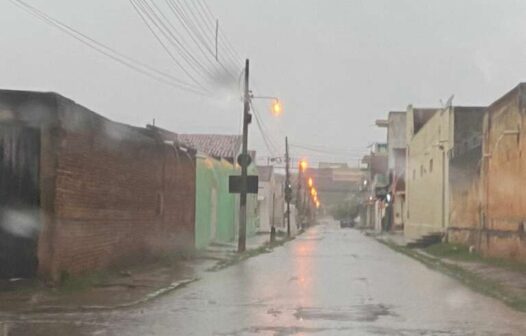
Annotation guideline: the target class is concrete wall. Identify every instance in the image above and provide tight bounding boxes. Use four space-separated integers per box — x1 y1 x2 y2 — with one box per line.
447 107 485 246
405 106 447 239
448 150 481 246
0 90 196 280
481 83 526 260
387 112 407 170
257 179 273 232
195 156 238 249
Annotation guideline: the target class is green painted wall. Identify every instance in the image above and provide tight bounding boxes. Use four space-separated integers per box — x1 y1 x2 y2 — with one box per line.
194 156 259 249
195 156 219 249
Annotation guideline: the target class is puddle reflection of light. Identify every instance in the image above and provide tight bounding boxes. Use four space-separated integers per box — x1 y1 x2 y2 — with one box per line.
292 239 316 307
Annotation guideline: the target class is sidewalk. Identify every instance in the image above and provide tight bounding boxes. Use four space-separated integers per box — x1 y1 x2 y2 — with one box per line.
0 233 289 315
376 232 526 312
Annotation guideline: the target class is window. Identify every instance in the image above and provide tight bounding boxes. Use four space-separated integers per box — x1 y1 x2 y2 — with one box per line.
429 159 433 173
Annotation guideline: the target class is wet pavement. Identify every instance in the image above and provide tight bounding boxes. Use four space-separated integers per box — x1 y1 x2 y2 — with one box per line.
2 219 526 335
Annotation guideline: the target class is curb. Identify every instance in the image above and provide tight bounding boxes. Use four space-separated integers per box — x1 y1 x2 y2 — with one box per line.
8 278 198 315
206 236 295 272
375 236 526 312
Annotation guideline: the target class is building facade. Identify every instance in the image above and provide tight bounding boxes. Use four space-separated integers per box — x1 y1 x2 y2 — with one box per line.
476 83 526 260
0 90 196 280
405 105 485 240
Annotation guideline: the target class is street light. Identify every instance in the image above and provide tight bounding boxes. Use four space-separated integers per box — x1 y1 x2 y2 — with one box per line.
272 99 283 116
251 95 283 117
308 177 313 188
299 159 308 172
236 59 283 253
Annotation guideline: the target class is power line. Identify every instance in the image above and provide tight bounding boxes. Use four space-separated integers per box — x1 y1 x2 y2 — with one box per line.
9 0 208 96
129 0 214 92
289 143 369 155
250 101 280 156
198 0 244 64
188 0 241 74
165 0 238 81
162 0 220 69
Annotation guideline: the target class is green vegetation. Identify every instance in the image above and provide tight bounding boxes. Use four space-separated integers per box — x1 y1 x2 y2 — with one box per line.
424 243 526 274
379 240 526 312
330 195 360 221
59 271 111 293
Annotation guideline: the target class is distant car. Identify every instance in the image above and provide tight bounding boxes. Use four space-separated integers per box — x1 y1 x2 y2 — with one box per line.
340 219 354 228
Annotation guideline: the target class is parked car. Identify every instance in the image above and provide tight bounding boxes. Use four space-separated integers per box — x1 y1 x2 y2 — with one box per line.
340 219 354 228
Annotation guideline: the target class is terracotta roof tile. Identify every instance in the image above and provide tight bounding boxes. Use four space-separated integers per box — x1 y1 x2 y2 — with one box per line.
176 134 242 159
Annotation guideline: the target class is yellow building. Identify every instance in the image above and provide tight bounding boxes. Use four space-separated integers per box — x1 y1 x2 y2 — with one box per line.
405 105 485 240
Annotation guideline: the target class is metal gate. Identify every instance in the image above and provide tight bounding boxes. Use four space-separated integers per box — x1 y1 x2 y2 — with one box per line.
0 124 40 279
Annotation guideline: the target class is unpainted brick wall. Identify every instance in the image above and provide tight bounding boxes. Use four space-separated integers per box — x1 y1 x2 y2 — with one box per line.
48 97 195 278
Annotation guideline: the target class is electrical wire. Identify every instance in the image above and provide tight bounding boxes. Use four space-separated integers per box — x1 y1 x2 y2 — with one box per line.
192 0 241 69
189 0 241 76
250 100 281 156
164 0 238 81
289 143 369 155
198 0 244 64
129 0 214 91
9 0 208 96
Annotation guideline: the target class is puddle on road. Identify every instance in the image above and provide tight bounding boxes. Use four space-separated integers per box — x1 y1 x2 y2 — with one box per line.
296 237 324 241
294 304 394 322
216 326 341 336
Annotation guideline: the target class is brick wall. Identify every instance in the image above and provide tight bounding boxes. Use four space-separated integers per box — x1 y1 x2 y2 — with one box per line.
0 90 196 280
45 97 196 278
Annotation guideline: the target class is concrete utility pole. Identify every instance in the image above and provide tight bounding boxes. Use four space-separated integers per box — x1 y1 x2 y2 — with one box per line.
285 137 292 237
237 59 250 253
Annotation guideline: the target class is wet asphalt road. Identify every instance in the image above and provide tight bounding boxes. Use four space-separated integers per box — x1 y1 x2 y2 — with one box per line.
3 219 526 335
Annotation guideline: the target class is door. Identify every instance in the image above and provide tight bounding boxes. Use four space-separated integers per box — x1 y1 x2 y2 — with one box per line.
0 124 40 279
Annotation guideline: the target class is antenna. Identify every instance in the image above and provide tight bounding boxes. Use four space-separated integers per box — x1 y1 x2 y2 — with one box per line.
440 95 455 108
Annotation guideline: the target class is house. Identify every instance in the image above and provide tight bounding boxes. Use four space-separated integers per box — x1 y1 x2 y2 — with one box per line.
360 143 388 231
151 129 259 249
377 112 407 230
256 166 287 234
0 90 195 280
405 104 485 240
470 83 526 260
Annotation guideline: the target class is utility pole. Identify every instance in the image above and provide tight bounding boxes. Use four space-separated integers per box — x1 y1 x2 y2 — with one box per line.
285 137 292 237
237 59 250 253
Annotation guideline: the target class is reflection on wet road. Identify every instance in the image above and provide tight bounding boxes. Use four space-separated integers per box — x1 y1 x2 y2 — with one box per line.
3 220 526 335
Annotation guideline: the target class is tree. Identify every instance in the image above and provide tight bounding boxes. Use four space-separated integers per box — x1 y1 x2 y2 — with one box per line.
330 196 360 221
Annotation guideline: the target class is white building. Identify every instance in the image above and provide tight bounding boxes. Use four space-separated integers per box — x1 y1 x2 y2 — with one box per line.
257 166 285 233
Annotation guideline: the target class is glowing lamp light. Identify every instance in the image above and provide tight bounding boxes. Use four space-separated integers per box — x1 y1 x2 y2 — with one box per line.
271 99 283 116
308 177 313 188
299 160 308 172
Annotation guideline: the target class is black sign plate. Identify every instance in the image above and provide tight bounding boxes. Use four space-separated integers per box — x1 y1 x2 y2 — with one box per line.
229 175 259 194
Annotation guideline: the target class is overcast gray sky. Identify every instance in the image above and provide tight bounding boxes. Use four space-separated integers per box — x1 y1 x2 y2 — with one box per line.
2 0 526 166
